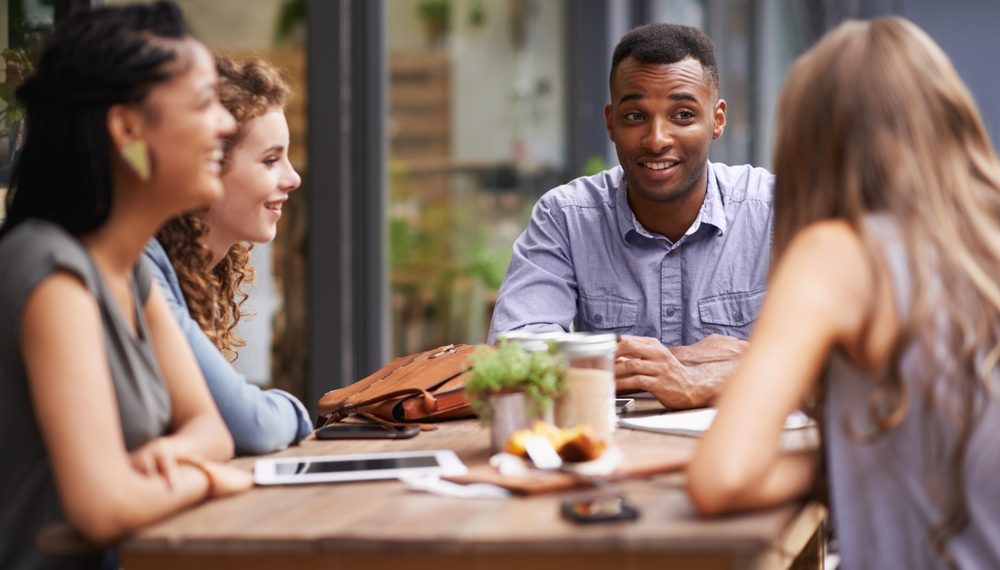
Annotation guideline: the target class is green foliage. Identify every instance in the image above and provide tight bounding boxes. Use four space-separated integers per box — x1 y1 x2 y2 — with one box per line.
274 0 305 44
582 155 610 176
417 0 451 22
456 229 510 290
0 47 34 133
465 341 564 420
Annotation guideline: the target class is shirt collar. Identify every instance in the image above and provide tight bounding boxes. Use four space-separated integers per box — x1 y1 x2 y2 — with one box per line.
615 162 728 244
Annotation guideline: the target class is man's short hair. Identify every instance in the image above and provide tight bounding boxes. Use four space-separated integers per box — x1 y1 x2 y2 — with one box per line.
610 23 719 93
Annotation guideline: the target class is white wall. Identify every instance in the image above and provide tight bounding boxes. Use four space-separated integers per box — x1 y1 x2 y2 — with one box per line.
450 0 566 168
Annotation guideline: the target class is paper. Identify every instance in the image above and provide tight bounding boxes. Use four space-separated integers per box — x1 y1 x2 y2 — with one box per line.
400 474 511 500
618 408 814 437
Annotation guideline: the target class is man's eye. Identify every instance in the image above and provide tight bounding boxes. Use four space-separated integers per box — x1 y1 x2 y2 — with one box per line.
675 111 695 121
624 111 644 121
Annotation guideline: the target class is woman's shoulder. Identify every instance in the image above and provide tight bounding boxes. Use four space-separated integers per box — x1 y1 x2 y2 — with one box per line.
781 220 870 289
2 219 88 262
0 220 97 293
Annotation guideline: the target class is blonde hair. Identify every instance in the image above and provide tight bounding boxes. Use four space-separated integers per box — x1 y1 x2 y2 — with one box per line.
773 17 1000 562
156 56 290 361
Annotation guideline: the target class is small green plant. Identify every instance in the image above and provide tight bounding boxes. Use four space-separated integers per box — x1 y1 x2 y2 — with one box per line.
582 154 610 176
417 0 450 23
464 340 564 420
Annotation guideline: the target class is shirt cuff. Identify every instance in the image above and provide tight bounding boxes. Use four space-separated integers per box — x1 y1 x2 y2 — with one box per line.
269 389 312 443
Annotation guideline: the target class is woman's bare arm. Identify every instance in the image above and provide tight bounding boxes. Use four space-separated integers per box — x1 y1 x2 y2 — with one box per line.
687 220 893 515
23 272 219 544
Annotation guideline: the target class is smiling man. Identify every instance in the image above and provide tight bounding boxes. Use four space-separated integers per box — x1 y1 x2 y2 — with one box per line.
488 23 774 409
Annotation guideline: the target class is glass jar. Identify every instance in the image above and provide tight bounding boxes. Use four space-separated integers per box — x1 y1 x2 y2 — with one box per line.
554 333 617 441
496 330 565 353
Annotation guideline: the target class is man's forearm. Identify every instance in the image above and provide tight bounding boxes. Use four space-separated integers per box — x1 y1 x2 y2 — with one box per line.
676 358 739 408
670 334 749 366
615 334 748 409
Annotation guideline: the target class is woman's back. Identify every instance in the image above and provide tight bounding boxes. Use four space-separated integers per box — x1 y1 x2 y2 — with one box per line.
824 217 1000 569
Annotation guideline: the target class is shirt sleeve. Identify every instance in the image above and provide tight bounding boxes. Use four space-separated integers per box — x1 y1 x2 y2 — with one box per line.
487 194 579 342
144 246 311 455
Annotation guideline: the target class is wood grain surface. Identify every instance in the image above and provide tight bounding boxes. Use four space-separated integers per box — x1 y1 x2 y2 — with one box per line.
120 399 825 570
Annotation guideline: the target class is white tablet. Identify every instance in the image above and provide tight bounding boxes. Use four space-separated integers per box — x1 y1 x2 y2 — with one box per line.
253 449 468 485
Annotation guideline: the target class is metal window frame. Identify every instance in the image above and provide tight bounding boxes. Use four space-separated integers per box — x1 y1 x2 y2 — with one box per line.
565 0 615 175
305 0 387 411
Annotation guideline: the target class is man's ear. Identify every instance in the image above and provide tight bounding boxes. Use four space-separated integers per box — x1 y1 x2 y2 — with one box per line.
712 99 727 140
604 103 614 140
106 104 145 152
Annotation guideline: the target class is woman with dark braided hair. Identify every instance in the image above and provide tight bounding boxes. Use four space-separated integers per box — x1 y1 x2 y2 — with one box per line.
144 56 308 455
0 3 252 568
688 18 1000 568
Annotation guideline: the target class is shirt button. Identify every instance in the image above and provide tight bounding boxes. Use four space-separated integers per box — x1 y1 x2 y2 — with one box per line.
734 311 744 321
594 314 603 324
666 308 675 317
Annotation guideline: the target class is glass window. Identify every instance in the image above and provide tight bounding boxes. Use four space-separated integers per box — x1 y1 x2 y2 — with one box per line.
386 0 568 355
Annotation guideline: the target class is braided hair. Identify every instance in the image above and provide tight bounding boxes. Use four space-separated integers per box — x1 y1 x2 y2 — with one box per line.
1 1 189 239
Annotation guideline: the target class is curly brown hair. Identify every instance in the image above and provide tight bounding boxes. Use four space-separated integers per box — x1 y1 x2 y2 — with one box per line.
156 56 290 361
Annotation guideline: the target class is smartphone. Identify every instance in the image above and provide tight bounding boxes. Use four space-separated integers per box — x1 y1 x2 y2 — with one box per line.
315 423 420 440
560 495 639 524
615 398 636 414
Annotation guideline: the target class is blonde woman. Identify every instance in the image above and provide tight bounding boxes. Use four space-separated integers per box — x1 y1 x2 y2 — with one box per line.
144 56 308 455
687 17 1000 568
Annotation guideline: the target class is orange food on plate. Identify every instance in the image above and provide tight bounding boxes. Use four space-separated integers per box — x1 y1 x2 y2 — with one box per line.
504 422 606 462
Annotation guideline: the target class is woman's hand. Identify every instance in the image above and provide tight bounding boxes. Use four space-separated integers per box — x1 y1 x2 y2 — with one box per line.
129 437 181 488
178 456 254 498
201 461 254 498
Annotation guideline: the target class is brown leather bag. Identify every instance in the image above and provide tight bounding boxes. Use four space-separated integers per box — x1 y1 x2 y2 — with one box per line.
316 344 479 427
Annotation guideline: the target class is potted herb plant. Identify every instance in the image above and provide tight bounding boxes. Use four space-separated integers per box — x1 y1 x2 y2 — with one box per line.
464 340 564 452
417 0 451 48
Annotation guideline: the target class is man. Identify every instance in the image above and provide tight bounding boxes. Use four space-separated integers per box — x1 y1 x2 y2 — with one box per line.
488 23 774 409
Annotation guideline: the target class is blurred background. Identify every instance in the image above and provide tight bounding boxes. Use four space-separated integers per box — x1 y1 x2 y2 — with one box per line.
3 0 999 412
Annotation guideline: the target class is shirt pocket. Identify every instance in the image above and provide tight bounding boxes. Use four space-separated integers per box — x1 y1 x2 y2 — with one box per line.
697 289 766 338
578 294 639 333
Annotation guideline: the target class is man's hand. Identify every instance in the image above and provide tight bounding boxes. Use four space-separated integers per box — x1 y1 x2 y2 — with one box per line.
671 334 749 366
615 335 748 409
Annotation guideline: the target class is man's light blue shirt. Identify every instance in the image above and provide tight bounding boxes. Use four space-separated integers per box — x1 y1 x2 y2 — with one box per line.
488 163 775 346
144 240 311 455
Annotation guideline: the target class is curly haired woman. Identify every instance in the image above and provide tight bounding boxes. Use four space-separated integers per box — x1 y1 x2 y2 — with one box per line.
144 56 309 455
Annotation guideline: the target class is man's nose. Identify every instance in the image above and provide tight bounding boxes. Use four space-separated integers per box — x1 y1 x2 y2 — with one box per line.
643 116 673 154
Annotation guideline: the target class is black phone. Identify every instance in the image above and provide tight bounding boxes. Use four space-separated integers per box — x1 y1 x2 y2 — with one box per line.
615 398 636 414
560 495 639 524
315 423 420 440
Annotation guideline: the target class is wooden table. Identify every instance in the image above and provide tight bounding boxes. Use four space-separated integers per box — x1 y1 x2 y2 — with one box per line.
120 407 825 570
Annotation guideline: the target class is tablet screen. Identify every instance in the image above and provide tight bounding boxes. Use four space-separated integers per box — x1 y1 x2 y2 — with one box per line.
275 455 440 475
254 450 467 485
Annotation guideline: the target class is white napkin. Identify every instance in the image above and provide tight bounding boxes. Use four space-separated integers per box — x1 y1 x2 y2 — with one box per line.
399 474 511 500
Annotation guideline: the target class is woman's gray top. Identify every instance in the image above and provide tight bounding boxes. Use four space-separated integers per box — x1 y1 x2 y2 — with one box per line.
824 216 1000 569
0 220 171 569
